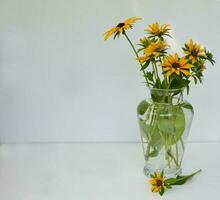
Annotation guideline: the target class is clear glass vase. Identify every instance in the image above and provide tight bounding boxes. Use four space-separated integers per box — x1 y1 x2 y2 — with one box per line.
137 87 194 177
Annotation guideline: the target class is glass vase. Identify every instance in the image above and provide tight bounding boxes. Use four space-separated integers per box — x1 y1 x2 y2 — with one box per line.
137 87 194 177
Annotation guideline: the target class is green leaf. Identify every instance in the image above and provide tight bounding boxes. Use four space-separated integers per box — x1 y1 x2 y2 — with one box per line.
166 169 202 185
165 178 177 185
150 88 164 102
169 78 190 90
159 187 165 196
137 100 149 115
140 59 150 70
186 85 189 95
137 47 145 53
181 102 193 112
139 120 150 141
193 76 197 84
157 106 186 145
206 51 215 65
150 174 155 178
148 148 159 157
139 120 163 148
146 71 154 82
166 184 172 189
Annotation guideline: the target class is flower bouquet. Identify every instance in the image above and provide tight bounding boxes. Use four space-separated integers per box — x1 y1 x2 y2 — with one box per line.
104 17 214 177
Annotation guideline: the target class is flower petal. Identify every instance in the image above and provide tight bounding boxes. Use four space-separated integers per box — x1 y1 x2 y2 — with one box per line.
180 69 192 76
174 53 179 62
124 17 142 25
179 57 188 66
175 69 180 75
149 179 157 185
163 67 172 71
152 186 160 192
166 69 175 77
104 27 117 41
181 63 193 69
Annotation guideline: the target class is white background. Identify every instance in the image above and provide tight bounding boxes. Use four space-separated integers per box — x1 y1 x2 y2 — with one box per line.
0 0 219 143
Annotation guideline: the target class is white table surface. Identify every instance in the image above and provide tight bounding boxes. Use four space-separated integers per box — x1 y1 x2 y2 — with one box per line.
0 142 219 200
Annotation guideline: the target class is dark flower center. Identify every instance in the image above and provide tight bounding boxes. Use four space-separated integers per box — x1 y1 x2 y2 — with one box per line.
157 180 163 186
172 62 180 69
191 50 198 57
157 32 162 37
117 23 125 28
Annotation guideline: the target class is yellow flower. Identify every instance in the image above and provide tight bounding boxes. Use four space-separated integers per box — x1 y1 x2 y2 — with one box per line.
145 22 171 37
104 17 141 41
149 172 166 193
184 39 206 63
138 40 168 63
162 53 193 77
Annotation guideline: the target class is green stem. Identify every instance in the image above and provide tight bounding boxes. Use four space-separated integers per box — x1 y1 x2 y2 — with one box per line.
123 32 150 86
175 142 179 165
143 105 155 160
179 137 185 166
164 134 171 168
167 150 180 168
180 137 185 152
152 61 161 84
159 56 168 87
145 144 151 161
146 105 157 159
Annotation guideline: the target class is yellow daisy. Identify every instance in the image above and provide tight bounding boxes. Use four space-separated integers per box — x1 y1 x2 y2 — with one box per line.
162 53 193 77
145 22 171 37
138 40 168 63
149 172 166 193
104 17 141 41
184 39 206 63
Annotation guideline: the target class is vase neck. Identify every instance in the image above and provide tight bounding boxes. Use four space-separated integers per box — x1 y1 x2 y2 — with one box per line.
149 87 184 104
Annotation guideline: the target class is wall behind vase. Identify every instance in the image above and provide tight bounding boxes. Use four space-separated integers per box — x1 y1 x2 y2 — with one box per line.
0 0 219 143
